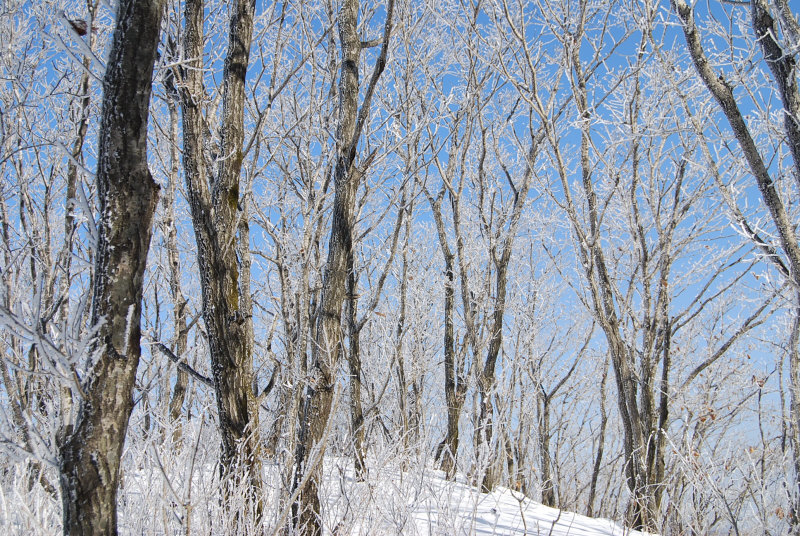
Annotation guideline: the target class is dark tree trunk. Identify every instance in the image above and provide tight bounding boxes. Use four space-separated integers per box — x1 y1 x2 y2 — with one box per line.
293 2 361 519
586 360 609 517
164 97 189 445
57 0 163 533
564 29 669 530
395 203 413 452
790 299 800 532
345 187 406 482
476 263 505 492
179 0 263 514
346 274 367 480
433 237 463 479
538 393 554 507
426 188 466 480
293 1 394 532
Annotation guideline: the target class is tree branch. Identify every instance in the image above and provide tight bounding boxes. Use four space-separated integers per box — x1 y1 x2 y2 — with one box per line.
155 343 214 387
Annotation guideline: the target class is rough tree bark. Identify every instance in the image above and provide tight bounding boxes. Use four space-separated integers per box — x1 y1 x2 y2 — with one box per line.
292 0 394 532
672 0 800 277
178 0 263 512
57 0 164 533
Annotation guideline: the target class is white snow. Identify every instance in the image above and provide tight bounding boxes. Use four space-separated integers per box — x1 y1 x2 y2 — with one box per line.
0 445 654 535
318 459 653 536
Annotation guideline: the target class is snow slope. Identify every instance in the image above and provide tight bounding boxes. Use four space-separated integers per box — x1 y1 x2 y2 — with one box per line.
319 459 652 536
0 451 653 535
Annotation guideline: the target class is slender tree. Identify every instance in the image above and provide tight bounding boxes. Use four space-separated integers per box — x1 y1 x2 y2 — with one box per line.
672 0 800 529
293 0 394 532
424 10 496 474
345 185 407 480
161 68 190 444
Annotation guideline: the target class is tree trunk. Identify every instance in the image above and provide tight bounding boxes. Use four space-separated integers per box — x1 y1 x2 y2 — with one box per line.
293 0 361 521
395 208 412 452
293 1 393 531
433 245 463 478
345 186 406 481
164 96 189 446
565 28 663 529
790 299 800 532
586 359 609 517
426 187 467 479
346 272 367 480
57 0 163 533
538 392 555 507
477 264 506 492
179 0 263 514
475 129 535 492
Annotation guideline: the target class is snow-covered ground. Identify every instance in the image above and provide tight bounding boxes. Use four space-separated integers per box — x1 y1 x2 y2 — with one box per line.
1 451 652 535
318 459 650 536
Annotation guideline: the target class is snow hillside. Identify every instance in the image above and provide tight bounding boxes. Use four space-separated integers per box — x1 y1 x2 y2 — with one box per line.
318 459 652 536
0 449 653 535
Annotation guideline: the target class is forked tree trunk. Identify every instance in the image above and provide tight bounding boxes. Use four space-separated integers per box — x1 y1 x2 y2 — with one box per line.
431 221 464 479
57 0 163 533
426 186 468 479
563 26 668 530
179 0 263 515
474 127 536 492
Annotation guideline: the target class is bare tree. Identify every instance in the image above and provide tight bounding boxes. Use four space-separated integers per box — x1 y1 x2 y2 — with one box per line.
345 182 407 480
380 16 440 449
422 4 498 477
177 0 264 514
0 0 104 500
529 0 775 529
56 0 164 533
0 1 795 533
671 0 800 529
292 1 394 532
